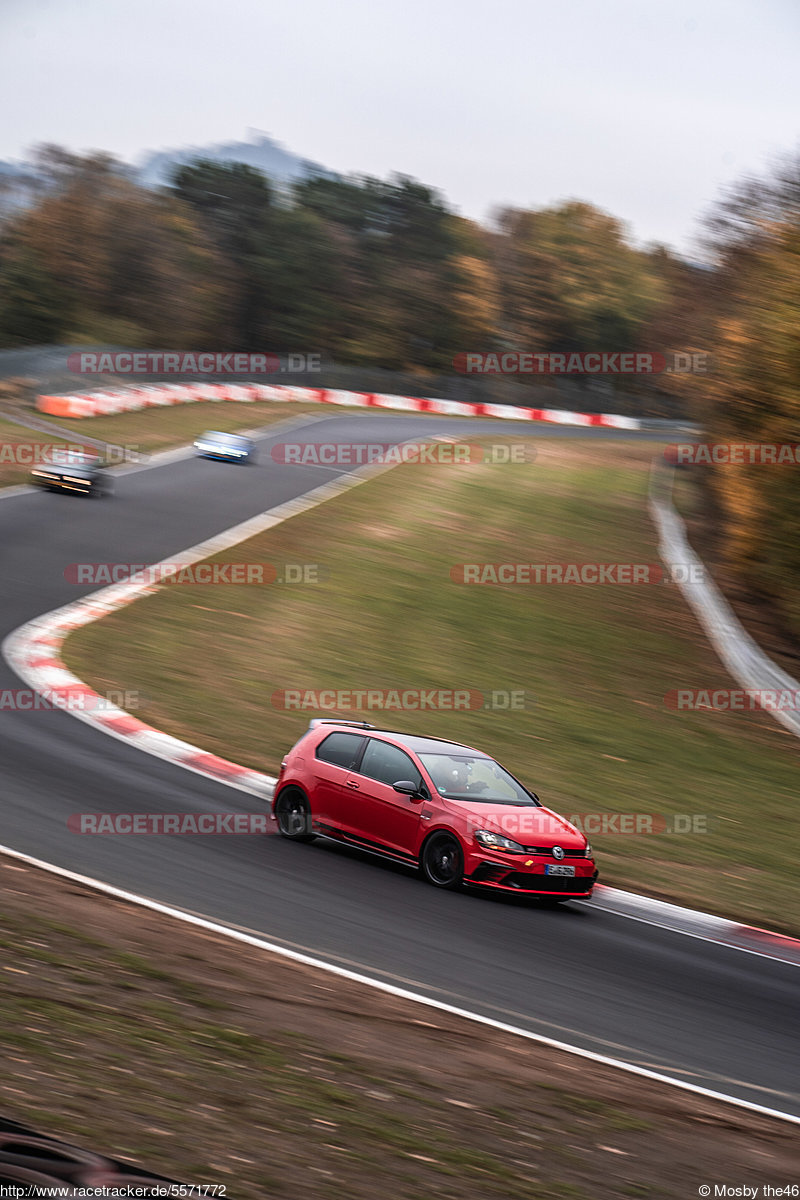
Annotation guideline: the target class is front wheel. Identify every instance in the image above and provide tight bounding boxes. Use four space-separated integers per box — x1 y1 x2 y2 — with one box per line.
420 833 464 890
274 790 315 842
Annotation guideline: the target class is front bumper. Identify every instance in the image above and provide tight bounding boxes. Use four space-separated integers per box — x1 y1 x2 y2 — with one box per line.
466 857 598 896
195 448 250 461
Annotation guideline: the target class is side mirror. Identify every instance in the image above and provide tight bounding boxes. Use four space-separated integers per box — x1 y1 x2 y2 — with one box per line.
393 780 423 797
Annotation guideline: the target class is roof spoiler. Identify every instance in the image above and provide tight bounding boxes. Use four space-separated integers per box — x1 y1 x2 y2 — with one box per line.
308 718 375 730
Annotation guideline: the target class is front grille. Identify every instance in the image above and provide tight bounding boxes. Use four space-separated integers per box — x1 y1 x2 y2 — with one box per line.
523 846 587 858
502 873 595 892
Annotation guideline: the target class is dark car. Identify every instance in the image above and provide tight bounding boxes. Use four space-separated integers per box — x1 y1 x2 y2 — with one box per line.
193 430 257 463
30 449 113 498
271 720 598 899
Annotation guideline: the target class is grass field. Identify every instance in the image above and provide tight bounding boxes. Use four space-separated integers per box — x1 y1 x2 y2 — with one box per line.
64 437 800 932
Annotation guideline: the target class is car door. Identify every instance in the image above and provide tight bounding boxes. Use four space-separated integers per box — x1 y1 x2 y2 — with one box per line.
310 731 367 829
342 739 426 856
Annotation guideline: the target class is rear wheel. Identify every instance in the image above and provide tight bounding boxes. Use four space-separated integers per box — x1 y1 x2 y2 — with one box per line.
274 790 315 842
420 833 464 890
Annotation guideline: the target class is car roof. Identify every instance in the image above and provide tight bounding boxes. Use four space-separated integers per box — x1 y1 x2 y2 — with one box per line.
309 720 488 758
47 449 98 465
49 460 96 473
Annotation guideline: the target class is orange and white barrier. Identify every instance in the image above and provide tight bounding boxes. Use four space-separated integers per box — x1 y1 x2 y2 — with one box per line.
38 383 642 430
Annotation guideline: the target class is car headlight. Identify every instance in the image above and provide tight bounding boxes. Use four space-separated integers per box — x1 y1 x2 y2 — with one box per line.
475 830 526 854
584 843 593 858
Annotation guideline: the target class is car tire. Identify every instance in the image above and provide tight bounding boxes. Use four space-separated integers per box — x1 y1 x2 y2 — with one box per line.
420 833 464 890
274 789 316 842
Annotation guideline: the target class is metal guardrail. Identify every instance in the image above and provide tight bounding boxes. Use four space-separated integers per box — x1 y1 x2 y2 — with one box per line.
648 461 800 738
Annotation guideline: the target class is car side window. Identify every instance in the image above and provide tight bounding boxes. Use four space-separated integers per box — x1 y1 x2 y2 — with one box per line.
315 732 366 769
358 740 422 788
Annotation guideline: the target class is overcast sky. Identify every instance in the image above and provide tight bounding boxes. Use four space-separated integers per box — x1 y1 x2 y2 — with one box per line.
2 0 798 253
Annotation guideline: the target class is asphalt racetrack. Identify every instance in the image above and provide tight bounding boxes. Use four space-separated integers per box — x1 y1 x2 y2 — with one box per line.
1 412 797 1117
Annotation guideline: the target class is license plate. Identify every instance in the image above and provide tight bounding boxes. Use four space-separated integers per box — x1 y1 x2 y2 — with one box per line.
546 864 575 876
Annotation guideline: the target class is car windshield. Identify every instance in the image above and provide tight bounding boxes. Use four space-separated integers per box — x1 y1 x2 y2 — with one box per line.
418 753 538 805
48 449 97 467
204 432 245 445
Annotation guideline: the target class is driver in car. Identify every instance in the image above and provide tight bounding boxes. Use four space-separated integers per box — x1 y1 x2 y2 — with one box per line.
448 762 487 794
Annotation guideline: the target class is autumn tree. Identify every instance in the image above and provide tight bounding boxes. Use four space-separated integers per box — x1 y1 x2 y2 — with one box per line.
493 201 667 354
0 243 63 344
172 160 275 347
693 155 800 634
292 173 483 369
0 148 229 347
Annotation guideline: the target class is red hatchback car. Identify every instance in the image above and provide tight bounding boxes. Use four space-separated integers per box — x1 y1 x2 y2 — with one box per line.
271 720 598 899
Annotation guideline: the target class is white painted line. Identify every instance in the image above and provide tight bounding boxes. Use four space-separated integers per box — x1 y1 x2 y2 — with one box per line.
0 483 35 502
584 891 800 969
1 842 796 1125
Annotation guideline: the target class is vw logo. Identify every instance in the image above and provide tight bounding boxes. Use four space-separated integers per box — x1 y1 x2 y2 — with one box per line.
552 845 565 860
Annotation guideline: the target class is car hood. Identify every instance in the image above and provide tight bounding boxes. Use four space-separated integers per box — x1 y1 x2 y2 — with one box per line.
456 803 585 847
